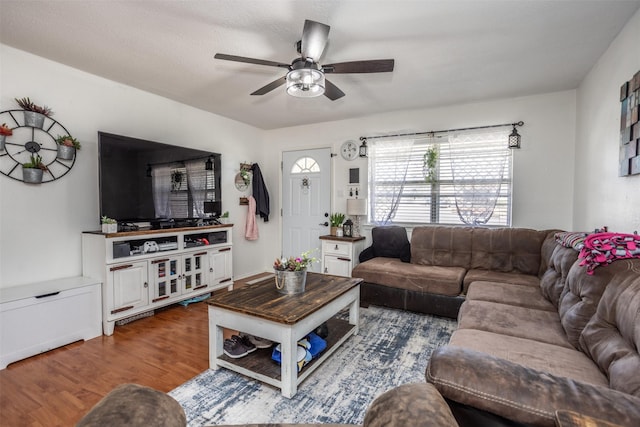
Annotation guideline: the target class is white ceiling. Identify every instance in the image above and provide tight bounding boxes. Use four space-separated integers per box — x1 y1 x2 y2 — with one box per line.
1 0 639 130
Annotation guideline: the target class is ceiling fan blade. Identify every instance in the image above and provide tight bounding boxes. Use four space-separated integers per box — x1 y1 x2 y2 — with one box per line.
250 76 287 96
301 20 330 61
324 79 345 101
323 59 395 74
214 53 290 69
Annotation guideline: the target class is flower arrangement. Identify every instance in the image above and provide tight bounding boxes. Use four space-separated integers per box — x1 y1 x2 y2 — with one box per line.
15 97 53 117
273 250 318 271
56 134 81 150
22 154 48 171
0 123 13 136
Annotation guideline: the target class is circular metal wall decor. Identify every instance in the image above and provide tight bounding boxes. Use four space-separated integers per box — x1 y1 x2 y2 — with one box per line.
0 109 77 183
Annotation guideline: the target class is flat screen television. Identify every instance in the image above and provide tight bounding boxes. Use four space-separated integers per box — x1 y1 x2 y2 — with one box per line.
98 131 222 227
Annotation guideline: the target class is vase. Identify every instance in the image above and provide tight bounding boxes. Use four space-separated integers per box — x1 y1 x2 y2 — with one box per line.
57 144 75 160
274 269 307 295
22 168 43 184
23 111 45 129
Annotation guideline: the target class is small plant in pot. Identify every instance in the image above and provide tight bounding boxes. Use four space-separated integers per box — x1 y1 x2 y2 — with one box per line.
101 216 118 233
55 134 81 160
22 154 48 184
15 97 53 129
0 123 12 151
329 212 345 236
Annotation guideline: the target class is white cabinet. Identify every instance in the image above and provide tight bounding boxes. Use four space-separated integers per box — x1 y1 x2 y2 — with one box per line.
0 277 102 369
320 236 366 277
209 246 233 287
83 225 233 335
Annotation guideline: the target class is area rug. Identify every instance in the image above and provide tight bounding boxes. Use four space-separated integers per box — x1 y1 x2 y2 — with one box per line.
169 305 456 426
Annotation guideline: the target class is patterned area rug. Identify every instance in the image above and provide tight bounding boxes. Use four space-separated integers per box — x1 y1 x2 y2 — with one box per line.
170 305 456 426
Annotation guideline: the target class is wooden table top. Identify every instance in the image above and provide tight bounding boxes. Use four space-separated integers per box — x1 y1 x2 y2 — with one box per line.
206 272 362 325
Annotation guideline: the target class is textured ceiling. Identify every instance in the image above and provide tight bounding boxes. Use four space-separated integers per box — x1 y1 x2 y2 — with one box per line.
1 0 639 130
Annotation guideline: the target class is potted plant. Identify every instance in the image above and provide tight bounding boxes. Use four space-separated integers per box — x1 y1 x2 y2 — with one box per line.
273 250 318 294
329 212 346 236
55 134 81 160
101 216 118 233
219 211 229 224
0 123 12 151
22 154 47 184
15 97 53 129
423 145 439 184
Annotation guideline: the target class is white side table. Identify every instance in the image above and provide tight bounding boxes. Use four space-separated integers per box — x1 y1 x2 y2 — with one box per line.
320 235 366 277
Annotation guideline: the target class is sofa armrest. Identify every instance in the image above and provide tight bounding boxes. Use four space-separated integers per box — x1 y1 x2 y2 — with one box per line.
359 246 375 263
426 346 640 427
364 383 458 427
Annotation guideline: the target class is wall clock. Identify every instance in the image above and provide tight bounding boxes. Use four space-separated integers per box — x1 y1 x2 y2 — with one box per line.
340 140 358 161
0 109 76 183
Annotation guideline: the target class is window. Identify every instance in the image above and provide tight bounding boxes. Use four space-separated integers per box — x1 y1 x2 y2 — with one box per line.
368 129 512 226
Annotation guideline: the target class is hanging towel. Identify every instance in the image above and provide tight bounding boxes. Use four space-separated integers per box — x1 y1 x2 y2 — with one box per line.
251 163 270 222
245 195 259 240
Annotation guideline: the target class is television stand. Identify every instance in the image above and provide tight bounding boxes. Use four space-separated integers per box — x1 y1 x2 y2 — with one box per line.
82 224 234 335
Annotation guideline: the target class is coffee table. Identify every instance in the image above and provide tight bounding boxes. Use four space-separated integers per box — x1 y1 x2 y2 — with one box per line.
207 272 362 398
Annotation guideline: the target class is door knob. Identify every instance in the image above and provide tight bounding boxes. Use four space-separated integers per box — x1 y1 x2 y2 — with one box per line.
319 222 329 226
324 213 329 217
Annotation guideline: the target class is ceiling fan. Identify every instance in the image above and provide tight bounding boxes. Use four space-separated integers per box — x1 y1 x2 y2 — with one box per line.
214 19 394 100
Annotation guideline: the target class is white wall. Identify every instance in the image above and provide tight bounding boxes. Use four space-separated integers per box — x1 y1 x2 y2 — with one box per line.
265 90 577 235
575 8 640 232
0 45 274 288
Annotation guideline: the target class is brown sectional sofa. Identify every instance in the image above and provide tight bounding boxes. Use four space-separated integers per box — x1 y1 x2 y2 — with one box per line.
353 226 556 318
355 226 640 426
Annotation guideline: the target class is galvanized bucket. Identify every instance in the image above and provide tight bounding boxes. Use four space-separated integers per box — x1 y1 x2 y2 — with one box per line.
274 270 307 295
24 111 45 129
23 167 43 184
57 144 75 160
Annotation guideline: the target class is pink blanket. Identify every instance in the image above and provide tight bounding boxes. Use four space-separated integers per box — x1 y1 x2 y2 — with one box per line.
245 195 259 240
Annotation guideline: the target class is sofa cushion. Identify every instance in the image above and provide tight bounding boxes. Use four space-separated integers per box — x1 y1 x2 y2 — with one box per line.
410 226 473 268
448 329 608 387
470 227 546 276
579 259 640 397
462 269 539 293
540 245 580 308
466 281 555 312
457 300 572 348
427 346 640 427
557 260 628 349
352 257 464 296
369 226 411 262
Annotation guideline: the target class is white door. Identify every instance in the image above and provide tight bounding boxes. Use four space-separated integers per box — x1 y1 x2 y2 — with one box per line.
282 148 331 273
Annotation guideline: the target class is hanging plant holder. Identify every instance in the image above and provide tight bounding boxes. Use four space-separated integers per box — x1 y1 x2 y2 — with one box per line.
57 144 76 160
22 167 44 184
23 111 46 129
423 145 439 183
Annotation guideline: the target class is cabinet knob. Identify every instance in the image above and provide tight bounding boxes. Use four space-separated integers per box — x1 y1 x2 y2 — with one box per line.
335 244 339 250
209 268 213 273
143 282 148 288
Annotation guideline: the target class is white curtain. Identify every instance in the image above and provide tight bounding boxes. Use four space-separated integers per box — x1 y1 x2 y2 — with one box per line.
151 165 172 219
185 160 207 218
447 129 509 225
369 139 414 224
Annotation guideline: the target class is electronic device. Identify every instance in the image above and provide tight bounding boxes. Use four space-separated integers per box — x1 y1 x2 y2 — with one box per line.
158 242 178 251
98 131 222 227
142 241 159 253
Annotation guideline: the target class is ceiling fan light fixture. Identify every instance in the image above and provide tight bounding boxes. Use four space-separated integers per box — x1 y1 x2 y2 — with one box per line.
286 67 325 98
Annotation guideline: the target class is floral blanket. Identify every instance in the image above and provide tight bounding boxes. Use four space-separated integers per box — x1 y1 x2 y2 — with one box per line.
578 232 640 275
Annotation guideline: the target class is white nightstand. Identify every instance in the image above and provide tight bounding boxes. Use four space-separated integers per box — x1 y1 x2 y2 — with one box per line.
319 235 366 277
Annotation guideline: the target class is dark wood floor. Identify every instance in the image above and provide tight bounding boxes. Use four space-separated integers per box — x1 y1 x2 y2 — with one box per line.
0 300 210 426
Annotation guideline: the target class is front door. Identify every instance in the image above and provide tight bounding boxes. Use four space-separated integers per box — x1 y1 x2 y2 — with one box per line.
282 148 331 273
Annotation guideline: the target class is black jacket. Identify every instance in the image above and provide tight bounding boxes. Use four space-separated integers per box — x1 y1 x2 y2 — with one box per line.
251 163 270 222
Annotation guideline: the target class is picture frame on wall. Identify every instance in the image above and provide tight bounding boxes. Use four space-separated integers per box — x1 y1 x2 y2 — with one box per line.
618 70 640 177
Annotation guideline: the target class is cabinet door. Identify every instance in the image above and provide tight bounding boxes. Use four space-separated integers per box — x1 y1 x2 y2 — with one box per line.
182 251 209 294
149 257 182 303
323 255 352 277
209 246 233 287
108 261 149 314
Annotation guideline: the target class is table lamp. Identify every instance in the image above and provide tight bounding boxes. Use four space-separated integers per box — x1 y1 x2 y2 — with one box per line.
347 198 367 237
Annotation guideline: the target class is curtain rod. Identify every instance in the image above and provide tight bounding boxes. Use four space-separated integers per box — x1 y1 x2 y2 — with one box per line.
359 121 524 142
